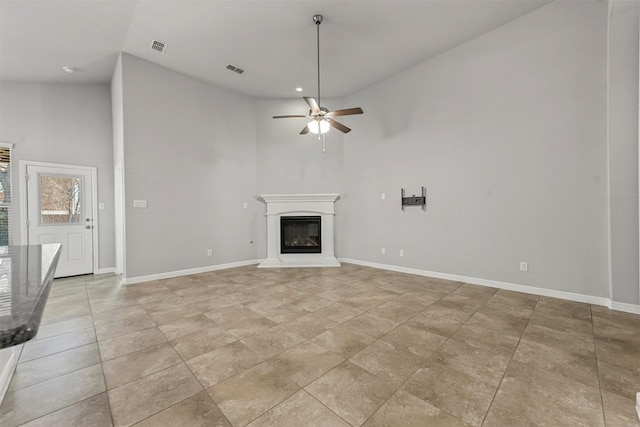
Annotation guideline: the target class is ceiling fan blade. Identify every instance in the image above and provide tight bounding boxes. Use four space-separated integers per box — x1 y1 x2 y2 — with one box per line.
273 115 308 119
304 97 321 114
328 107 364 118
329 120 351 133
300 125 310 135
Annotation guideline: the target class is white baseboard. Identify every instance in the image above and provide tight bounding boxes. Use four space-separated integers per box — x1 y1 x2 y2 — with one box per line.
118 256 640 314
339 258 640 314
610 301 640 315
123 259 260 285
95 267 116 275
0 347 18 405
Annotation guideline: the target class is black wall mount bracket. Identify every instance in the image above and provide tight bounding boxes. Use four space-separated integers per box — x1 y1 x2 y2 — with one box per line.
401 187 426 211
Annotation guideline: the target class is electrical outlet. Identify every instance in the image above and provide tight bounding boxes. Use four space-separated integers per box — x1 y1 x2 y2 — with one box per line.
381 247 386 255
207 249 213 256
520 261 528 272
400 249 405 257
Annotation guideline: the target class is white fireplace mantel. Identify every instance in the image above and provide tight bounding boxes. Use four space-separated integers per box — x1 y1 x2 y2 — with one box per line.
258 193 340 268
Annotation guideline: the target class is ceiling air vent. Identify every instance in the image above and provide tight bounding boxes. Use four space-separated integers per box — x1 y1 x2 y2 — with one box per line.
226 64 245 75
150 39 167 54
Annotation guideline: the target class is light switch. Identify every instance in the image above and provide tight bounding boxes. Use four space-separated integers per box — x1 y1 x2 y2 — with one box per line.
98 203 105 210
381 193 386 200
133 200 147 208
243 202 248 209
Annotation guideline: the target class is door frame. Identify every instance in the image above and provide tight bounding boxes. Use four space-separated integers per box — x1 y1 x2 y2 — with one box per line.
19 160 99 275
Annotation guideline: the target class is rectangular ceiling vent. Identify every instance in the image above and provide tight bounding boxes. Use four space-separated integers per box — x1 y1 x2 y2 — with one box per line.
226 64 244 75
150 39 167 54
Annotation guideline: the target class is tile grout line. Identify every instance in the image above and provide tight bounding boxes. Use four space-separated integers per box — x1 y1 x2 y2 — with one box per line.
11 276 110 426
125 275 495 425
380 285 517 426
15 270 633 426
85 275 116 427
351 280 468 426
293 389 353 427
478 294 539 426
100 274 240 426
8 342 102 393
103 287 217 427
172 276 434 426
151 277 300 427
204 273 368 426
591 304 608 426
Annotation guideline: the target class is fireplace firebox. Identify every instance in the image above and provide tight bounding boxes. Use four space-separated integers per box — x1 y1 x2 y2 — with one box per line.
280 216 321 254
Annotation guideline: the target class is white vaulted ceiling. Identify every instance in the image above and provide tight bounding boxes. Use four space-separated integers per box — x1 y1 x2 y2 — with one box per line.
1 0 552 98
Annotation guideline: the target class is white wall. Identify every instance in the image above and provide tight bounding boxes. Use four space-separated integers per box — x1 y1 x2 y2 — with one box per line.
0 82 115 270
608 5 640 306
118 54 258 279
254 98 345 258
341 1 610 298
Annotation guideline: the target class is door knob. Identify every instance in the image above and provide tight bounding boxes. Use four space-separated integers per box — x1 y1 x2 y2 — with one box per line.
85 225 92 229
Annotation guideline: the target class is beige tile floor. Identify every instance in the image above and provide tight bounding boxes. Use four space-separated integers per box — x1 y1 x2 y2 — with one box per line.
1 263 639 426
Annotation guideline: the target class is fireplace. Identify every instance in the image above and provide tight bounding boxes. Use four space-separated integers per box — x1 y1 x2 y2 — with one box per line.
280 216 321 254
258 194 340 268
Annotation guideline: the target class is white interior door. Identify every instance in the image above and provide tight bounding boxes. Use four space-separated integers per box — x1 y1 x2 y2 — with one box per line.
26 164 94 278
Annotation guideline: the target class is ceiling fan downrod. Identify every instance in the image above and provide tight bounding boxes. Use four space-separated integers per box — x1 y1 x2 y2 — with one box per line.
314 14 322 111
271 13 363 140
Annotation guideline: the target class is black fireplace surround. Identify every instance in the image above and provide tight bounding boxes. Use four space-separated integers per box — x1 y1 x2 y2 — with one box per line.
280 216 321 254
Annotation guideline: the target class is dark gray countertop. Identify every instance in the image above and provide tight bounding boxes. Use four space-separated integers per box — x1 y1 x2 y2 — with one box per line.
0 244 62 349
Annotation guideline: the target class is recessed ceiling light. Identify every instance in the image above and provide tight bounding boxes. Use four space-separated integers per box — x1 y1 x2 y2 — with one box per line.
62 66 76 74
295 87 303 92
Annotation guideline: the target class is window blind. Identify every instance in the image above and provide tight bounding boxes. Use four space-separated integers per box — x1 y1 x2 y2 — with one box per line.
0 143 12 318
0 143 12 246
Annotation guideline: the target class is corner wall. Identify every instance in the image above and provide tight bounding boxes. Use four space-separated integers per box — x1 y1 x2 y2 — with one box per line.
341 1 610 300
118 54 258 279
254 98 345 259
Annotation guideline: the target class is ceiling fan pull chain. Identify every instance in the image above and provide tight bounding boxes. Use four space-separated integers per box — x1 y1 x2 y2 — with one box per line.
322 133 326 153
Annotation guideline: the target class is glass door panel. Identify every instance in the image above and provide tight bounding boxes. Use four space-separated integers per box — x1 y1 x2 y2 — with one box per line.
39 175 82 225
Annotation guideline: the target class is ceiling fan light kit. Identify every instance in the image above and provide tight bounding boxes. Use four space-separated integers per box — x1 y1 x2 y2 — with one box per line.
308 119 330 134
273 14 364 147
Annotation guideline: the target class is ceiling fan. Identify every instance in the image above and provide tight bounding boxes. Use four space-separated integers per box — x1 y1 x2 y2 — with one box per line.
273 15 363 136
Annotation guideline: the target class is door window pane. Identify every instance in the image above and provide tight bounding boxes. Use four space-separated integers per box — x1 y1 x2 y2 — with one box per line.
40 175 82 224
